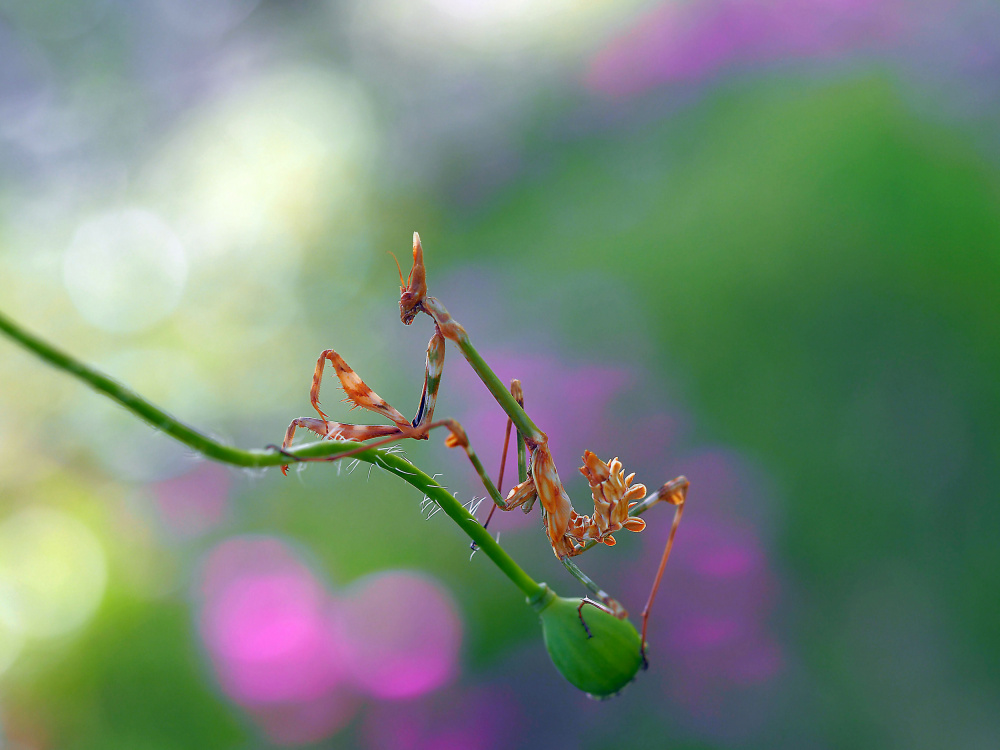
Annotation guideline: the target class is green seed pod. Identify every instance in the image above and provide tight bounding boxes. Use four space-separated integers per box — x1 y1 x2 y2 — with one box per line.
530 585 644 698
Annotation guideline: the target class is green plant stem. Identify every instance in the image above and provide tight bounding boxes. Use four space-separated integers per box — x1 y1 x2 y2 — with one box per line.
454 336 544 442
0 309 545 600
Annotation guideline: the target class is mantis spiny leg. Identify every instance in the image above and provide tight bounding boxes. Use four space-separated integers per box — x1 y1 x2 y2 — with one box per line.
480 378 525 539
639 477 688 659
469 409 513 553
281 329 445 473
287 418 514 512
280 419 400 472
562 557 627 619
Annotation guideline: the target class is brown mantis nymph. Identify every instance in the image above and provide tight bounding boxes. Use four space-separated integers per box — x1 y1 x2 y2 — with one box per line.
279 233 689 654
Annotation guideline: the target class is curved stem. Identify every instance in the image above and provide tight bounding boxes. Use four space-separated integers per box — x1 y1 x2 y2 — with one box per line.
454 336 544 442
0 309 545 600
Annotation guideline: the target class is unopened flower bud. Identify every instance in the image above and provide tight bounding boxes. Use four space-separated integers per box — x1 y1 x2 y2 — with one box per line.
530 586 643 698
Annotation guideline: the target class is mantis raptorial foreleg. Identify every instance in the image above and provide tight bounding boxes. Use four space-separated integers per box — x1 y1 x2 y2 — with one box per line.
354 418 515 511
306 348 412 429
281 418 399 455
280 328 445 473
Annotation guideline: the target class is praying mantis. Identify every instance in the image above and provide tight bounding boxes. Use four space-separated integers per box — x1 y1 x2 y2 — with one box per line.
279 233 689 655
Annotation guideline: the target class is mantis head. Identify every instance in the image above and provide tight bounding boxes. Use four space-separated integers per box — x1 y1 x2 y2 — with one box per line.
399 231 428 325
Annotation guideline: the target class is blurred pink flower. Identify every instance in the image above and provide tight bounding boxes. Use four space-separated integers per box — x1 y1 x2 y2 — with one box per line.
587 0 903 97
195 537 464 745
339 571 462 700
204 571 349 704
631 448 784 734
152 463 229 537
197 537 358 743
363 685 521 750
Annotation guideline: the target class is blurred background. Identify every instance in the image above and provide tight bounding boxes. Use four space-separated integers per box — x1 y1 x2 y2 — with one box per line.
1 0 999 747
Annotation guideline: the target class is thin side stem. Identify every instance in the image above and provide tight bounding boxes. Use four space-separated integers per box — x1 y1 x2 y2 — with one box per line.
0 309 544 600
513 380 528 484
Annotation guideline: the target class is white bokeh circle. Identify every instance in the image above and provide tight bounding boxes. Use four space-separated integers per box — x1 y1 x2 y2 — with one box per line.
63 208 187 333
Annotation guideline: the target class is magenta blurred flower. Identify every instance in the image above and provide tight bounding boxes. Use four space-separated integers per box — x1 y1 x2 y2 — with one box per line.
631 448 784 733
197 537 358 743
339 571 462 700
203 571 349 704
196 537 463 744
152 463 229 538
587 0 903 97
363 685 521 750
